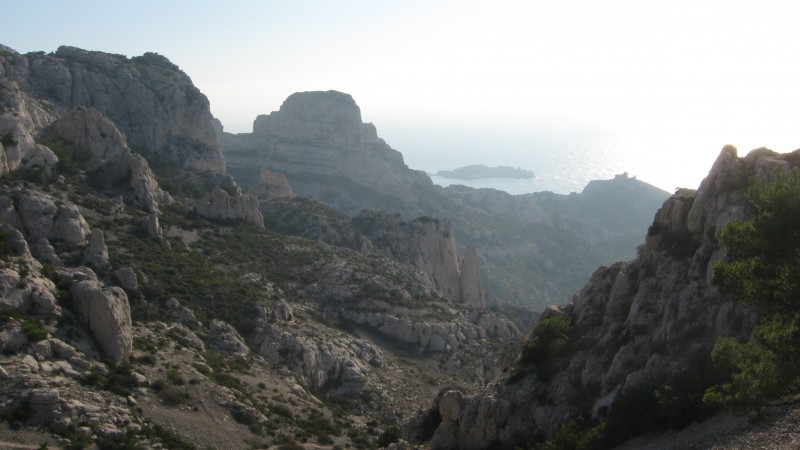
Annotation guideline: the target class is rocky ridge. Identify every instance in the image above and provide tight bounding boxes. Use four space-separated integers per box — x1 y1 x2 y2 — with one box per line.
405 146 790 449
0 46 224 174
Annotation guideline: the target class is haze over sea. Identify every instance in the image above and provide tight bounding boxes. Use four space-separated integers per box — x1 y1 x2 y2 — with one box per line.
381 119 799 196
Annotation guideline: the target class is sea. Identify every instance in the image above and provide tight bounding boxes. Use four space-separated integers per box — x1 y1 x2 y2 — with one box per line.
384 121 759 196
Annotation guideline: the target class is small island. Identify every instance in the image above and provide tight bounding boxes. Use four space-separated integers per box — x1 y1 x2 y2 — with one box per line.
436 164 535 180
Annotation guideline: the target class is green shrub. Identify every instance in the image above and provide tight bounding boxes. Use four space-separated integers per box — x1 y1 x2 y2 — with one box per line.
166 368 186 385
522 315 572 365
20 317 48 342
707 170 800 410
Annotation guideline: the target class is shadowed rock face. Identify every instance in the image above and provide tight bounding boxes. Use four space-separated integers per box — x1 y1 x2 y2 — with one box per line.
407 146 797 449
0 46 224 173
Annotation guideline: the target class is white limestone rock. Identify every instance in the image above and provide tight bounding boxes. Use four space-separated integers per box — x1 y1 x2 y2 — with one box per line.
206 319 249 356
195 186 264 228
70 278 133 362
83 229 110 269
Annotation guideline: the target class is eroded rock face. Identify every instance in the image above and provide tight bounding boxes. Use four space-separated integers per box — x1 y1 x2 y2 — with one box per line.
70 276 133 362
255 321 383 394
460 246 488 308
195 186 264 227
0 49 60 175
83 229 110 269
0 46 224 174
43 107 173 213
409 146 789 449
0 226 60 318
354 211 490 306
245 167 295 200
18 192 90 246
205 319 249 357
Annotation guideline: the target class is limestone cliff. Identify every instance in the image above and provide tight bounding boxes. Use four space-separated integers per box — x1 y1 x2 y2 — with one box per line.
0 45 224 173
353 210 490 307
221 90 433 216
407 146 790 449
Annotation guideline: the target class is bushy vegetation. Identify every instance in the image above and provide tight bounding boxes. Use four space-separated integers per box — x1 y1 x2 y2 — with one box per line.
519 314 573 381
82 362 137 397
706 169 800 410
44 139 93 175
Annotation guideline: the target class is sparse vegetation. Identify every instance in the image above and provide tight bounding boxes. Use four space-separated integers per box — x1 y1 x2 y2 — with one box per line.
20 316 48 341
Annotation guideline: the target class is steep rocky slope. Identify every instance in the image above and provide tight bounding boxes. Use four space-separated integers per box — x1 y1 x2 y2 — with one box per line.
0 44 526 448
0 45 224 174
221 91 670 308
406 146 796 449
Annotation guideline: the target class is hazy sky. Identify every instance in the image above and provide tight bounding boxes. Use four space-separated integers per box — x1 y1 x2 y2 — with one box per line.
4 0 800 192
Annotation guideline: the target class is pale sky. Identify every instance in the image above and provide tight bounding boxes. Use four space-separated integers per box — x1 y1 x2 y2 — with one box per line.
4 0 800 192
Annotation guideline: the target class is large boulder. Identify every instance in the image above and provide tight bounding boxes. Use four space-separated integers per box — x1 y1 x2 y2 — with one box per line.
18 193 90 246
70 277 133 362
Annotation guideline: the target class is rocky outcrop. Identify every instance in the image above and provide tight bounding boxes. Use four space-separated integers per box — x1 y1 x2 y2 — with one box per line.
459 246 488 308
408 146 785 449
354 211 490 306
83 229 110 269
0 225 61 318
0 46 224 174
18 192 90 247
195 186 264 227
254 313 384 394
69 273 133 362
245 167 295 200
43 107 173 213
205 319 249 357
0 48 59 175
221 90 433 215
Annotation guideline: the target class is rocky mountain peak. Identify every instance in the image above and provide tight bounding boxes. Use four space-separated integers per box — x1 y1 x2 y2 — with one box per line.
252 90 378 154
224 90 431 216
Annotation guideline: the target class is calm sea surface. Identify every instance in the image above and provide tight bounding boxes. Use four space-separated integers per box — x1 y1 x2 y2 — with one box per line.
392 123 731 196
